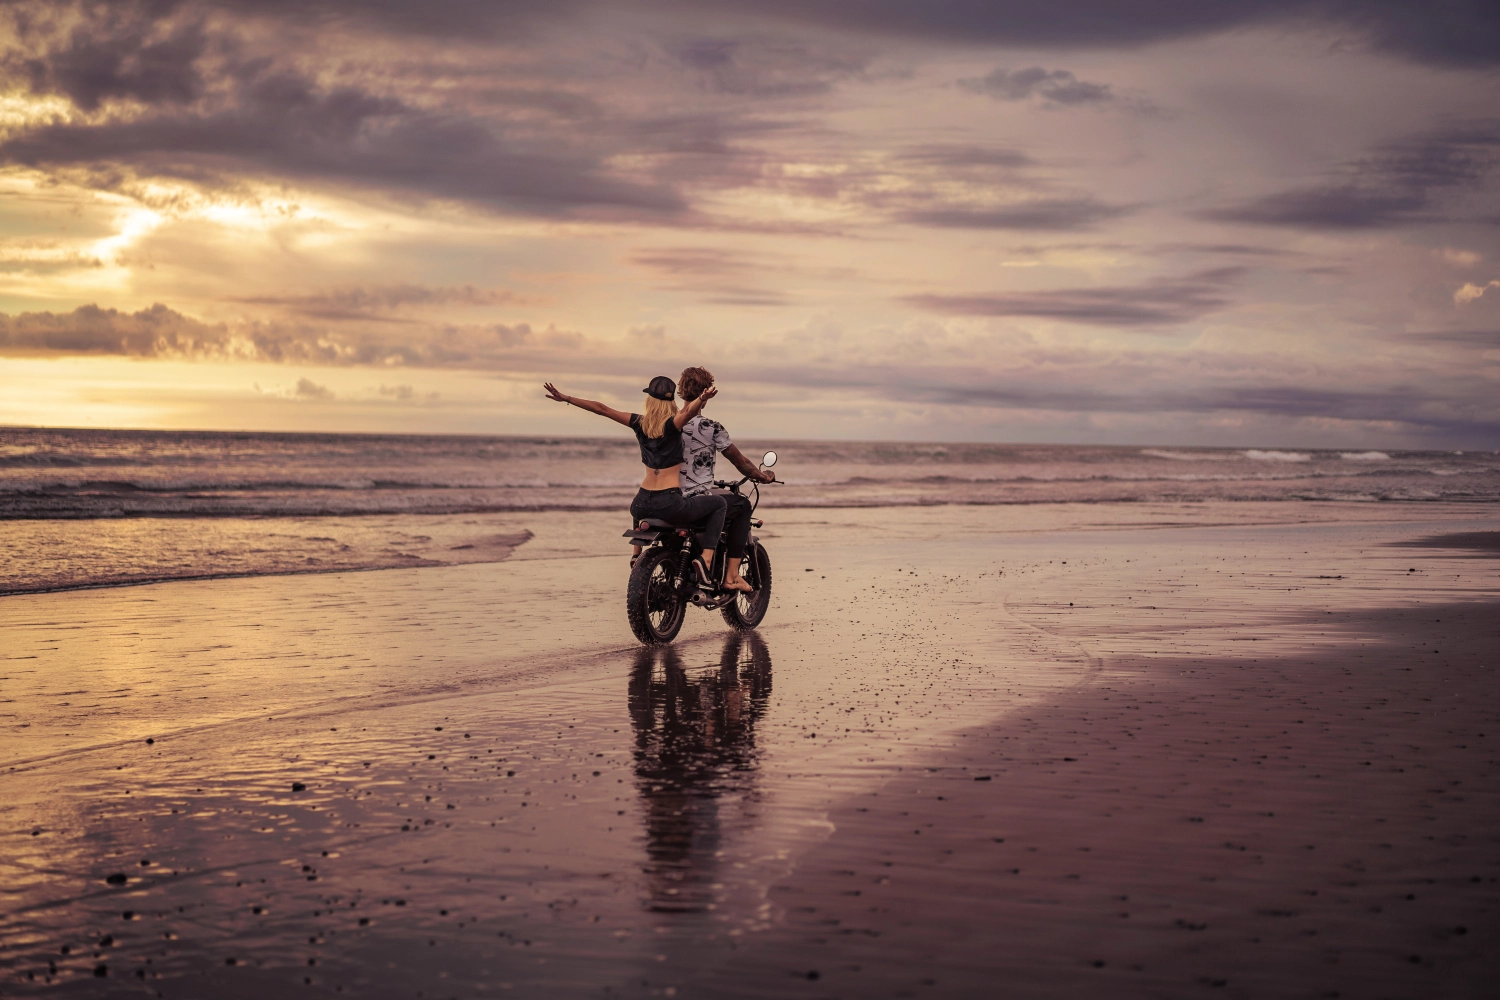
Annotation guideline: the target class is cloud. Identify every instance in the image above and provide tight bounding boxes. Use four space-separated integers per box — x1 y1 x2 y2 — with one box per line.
851 145 1136 232
894 146 1035 170
0 302 230 356
294 377 333 399
627 246 819 306
0 3 694 220
1441 247 1482 267
5 299 1497 438
902 267 1243 326
896 197 1131 231
1202 119 1500 230
1392 328 1500 347
629 247 754 277
666 37 872 97
9 4 210 112
234 284 531 322
718 0 1500 68
0 75 687 219
1454 280 1500 305
0 302 594 367
958 66 1113 107
36 1 1491 72
713 338 1500 437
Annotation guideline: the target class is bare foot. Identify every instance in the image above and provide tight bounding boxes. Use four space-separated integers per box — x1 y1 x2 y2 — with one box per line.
724 576 754 593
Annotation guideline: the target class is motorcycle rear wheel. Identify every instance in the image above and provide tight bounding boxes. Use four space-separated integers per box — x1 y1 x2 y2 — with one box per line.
721 543 772 631
627 547 688 645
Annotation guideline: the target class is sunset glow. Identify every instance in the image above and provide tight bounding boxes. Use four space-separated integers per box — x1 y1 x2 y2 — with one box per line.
0 2 1497 445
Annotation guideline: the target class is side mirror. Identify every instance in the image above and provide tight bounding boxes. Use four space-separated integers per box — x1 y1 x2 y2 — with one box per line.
761 450 777 468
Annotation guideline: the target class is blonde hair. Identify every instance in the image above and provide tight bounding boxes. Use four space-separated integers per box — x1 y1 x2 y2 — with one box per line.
641 396 678 438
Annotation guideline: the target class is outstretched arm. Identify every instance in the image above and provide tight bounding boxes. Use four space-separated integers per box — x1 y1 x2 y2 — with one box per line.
724 443 775 483
543 383 632 426
672 385 717 430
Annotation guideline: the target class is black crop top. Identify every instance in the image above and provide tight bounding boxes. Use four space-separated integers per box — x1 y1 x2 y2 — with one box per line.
629 413 684 470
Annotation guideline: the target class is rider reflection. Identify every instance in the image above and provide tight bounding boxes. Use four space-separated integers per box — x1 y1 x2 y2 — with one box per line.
628 633 773 913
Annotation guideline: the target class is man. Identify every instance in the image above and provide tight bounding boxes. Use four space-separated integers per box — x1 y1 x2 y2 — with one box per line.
677 366 774 593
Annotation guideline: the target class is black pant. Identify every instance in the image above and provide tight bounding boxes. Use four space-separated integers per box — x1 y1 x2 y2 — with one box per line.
630 487 727 551
717 491 753 559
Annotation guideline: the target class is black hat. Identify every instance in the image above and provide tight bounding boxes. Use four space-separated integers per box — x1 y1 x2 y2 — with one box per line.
643 375 676 401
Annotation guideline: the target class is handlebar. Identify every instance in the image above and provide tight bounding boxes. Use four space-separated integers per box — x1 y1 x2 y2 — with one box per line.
712 468 780 514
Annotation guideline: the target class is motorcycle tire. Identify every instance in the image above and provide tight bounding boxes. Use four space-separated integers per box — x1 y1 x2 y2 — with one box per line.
627 547 688 645
721 543 772 631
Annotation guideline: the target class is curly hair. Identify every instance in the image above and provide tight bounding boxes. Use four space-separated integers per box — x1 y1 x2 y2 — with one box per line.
678 366 715 402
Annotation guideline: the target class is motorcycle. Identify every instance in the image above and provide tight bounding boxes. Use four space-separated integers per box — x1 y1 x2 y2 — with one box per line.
622 450 779 645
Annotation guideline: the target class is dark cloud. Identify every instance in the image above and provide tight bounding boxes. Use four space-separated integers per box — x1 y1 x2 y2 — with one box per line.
0 3 705 220
902 267 1243 326
724 0 1500 68
9 3 210 112
232 0 1500 68
1203 120 1500 229
958 66 1113 106
203 0 586 39
0 68 688 217
897 197 1131 231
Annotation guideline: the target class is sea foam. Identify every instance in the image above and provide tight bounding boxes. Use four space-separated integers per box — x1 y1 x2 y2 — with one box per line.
1243 450 1312 462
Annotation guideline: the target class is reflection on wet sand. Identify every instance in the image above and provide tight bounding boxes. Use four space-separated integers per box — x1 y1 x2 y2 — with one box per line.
629 634 772 914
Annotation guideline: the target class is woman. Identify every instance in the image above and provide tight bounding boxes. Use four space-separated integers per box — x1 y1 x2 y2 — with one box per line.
543 376 746 591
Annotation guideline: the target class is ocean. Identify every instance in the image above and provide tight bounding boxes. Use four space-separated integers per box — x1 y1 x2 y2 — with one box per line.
2 427 1495 594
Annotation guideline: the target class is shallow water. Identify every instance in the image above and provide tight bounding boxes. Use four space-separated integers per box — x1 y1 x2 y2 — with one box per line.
3 428 1496 593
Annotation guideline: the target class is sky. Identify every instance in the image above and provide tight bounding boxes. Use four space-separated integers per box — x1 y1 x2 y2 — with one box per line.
0 0 1497 447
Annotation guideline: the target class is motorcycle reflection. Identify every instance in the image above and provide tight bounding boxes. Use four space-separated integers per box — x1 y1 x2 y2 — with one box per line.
627 632 773 913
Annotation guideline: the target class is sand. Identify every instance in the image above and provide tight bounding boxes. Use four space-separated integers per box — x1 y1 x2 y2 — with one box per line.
1 502 1496 998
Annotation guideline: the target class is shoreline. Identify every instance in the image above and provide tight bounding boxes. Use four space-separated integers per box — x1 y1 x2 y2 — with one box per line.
1 499 1495 598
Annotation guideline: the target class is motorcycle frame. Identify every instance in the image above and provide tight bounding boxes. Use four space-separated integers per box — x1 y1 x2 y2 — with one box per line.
621 477 766 604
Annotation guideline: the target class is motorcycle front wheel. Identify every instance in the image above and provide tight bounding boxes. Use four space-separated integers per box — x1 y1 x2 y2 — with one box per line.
721 543 772 631
627 547 688 645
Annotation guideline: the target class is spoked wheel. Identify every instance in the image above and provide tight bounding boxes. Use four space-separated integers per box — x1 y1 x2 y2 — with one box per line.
721 543 772 631
627 547 687 645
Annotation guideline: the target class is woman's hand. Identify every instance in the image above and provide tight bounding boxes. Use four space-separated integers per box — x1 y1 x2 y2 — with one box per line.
674 384 718 429
543 382 568 404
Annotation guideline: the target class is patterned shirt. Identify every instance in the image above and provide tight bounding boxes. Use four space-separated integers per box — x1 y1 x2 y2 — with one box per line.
679 415 733 497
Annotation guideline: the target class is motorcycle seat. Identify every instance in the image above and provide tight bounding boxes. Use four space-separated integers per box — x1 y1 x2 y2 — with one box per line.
630 517 717 548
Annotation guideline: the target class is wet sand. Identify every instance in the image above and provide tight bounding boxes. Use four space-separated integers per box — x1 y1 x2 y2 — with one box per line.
2 502 1497 997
